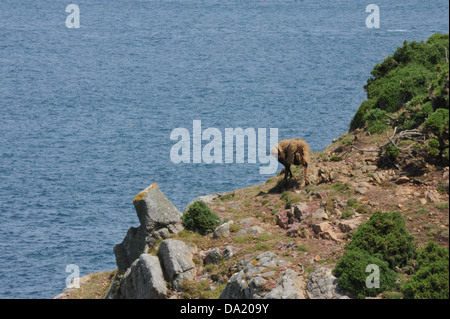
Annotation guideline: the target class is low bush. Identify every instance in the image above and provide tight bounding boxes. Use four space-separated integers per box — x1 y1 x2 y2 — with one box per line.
402 242 449 299
182 201 221 235
333 248 398 299
345 211 415 268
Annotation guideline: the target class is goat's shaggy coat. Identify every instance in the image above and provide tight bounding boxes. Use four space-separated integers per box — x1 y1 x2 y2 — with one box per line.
271 138 311 185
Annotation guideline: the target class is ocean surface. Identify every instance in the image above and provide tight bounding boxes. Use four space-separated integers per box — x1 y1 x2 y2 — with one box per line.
0 0 448 298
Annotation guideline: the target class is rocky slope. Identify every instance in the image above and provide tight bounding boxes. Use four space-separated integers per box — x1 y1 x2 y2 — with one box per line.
56 129 449 299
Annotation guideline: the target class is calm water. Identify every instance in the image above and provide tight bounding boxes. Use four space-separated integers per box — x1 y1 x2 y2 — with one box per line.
0 0 448 298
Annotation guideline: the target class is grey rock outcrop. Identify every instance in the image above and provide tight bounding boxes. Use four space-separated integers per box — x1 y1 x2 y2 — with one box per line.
306 267 350 299
133 183 182 230
119 254 167 299
219 252 307 299
158 239 195 290
114 183 182 270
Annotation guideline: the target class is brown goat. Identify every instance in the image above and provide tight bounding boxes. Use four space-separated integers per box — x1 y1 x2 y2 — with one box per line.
271 138 311 186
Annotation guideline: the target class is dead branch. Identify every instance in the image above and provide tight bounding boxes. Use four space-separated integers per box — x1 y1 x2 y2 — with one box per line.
351 127 423 155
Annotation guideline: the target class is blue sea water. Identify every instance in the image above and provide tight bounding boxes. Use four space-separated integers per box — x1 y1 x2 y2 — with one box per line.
0 0 448 298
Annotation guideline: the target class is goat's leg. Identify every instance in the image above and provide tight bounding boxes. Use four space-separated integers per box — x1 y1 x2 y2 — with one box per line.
304 164 309 186
284 164 289 183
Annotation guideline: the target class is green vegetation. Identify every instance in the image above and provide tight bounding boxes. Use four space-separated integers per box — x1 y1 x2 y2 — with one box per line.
334 210 449 299
333 211 415 298
333 248 398 299
346 211 415 268
402 242 449 299
349 33 449 163
330 155 342 162
182 201 221 235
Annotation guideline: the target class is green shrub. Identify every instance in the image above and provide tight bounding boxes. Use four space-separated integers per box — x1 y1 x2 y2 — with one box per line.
350 99 376 130
364 108 389 134
350 33 449 136
347 198 357 207
182 201 221 235
424 108 449 135
427 139 440 156
402 242 449 299
383 144 401 161
333 248 398 299
345 211 416 268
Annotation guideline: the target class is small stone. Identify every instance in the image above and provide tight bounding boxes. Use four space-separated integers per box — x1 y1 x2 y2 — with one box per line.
213 221 233 239
395 176 410 184
223 246 234 260
294 203 308 220
314 255 321 262
355 187 368 195
320 230 339 242
312 208 328 220
205 247 223 265
312 222 331 235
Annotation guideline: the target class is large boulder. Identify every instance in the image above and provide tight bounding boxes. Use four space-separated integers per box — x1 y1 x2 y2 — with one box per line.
133 183 182 230
114 183 182 270
119 254 167 299
157 239 195 290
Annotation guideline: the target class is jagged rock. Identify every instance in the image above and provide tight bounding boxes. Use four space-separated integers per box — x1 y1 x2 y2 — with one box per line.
320 230 340 242
213 221 233 239
331 208 343 218
133 183 182 230
307 267 350 299
312 221 331 235
119 254 167 299
114 183 183 270
114 226 149 270
294 203 308 220
338 218 363 233
275 211 289 229
219 252 307 299
205 247 223 264
296 226 311 239
158 239 195 291
371 172 384 184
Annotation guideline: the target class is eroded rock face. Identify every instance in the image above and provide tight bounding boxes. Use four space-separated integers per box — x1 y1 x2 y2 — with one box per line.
119 254 167 299
113 226 148 270
219 252 307 299
157 239 195 291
